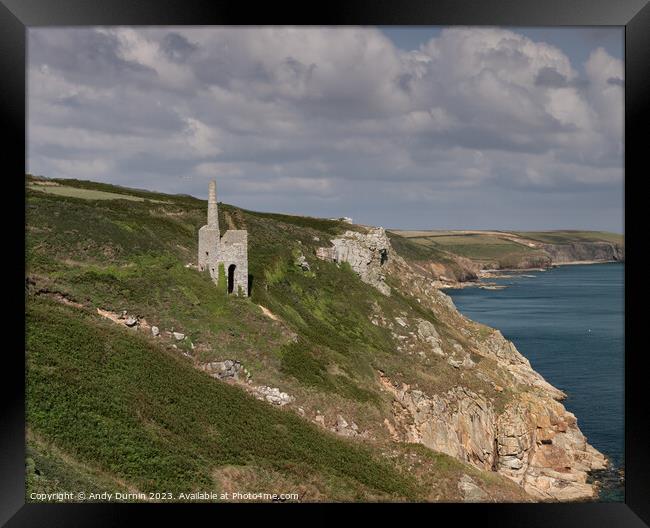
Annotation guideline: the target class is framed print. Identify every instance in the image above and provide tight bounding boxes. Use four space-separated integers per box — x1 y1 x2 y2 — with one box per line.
2 0 648 525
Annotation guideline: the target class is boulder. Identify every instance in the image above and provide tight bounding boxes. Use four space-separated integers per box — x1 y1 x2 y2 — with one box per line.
333 414 359 437
203 360 245 380
151 326 160 337
254 386 294 406
458 475 488 502
124 316 138 327
173 332 185 341
294 254 311 271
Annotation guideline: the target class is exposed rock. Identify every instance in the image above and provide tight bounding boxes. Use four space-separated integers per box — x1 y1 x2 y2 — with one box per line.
124 316 138 327
294 254 311 271
151 326 160 337
416 319 438 341
379 372 607 501
172 332 185 341
381 378 497 471
415 319 445 356
253 386 294 406
447 357 463 369
315 227 391 295
495 394 607 501
462 355 476 369
458 474 488 502
118 310 128 320
543 241 624 264
202 360 249 381
333 414 359 437
480 330 566 401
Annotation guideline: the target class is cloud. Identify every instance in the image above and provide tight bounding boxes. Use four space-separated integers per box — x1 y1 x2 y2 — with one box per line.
27 26 623 230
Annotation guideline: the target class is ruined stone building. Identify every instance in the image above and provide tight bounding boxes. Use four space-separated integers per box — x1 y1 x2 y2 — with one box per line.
198 180 248 296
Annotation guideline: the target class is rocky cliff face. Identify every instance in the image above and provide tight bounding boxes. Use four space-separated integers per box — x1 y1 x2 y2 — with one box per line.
324 226 607 501
380 372 606 501
543 241 624 264
316 227 391 295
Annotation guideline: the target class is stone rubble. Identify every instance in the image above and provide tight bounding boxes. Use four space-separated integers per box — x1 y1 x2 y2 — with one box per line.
333 414 360 437
201 360 250 381
253 386 294 406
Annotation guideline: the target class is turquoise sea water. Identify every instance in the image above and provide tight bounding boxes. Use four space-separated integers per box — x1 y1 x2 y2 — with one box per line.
445 263 624 501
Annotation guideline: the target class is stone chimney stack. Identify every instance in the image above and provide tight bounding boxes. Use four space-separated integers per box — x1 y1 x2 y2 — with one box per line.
207 179 219 230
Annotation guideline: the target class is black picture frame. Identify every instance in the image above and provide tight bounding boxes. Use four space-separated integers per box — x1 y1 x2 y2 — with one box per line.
2 0 648 525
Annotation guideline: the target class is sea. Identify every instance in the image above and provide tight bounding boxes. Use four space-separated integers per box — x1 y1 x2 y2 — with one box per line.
445 263 624 501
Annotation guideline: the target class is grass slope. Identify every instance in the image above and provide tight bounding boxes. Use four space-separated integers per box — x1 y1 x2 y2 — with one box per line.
25 177 530 502
27 297 416 500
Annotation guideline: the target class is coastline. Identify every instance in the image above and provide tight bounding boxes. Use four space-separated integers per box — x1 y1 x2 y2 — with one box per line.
552 259 620 266
443 262 624 501
437 260 623 291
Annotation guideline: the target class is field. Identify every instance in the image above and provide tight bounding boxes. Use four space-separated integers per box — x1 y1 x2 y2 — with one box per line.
28 182 168 203
514 230 624 245
389 229 623 270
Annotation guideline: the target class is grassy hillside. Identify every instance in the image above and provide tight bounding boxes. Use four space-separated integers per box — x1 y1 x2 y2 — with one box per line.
514 230 624 245
27 296 415 500
26 176 529 502
390 229 623 271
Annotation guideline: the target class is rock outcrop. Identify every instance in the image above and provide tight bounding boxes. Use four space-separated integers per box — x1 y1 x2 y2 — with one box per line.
202 360 250 381
380 374 606 501
381 378 497 471
496 393 607 500
458 474 489 502
378 240 608 501
316 227 391 295
253 386 294 406
543 241 624 264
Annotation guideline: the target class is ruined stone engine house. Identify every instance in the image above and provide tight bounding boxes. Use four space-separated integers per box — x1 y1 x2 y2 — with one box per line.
198 180 248 296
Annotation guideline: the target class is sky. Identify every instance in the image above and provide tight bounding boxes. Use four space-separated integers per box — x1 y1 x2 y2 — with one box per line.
27 26 624 232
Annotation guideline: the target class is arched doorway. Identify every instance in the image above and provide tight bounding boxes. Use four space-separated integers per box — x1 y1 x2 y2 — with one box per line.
227 264 236 294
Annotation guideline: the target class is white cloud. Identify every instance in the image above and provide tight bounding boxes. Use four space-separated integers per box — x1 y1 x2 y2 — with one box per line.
27 26 624 229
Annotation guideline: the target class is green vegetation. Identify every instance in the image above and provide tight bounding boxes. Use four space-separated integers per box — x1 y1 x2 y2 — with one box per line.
414 234 537 259
24 176 532 502
389 229 622 270
24 177 421 499
27 182 168 203
27 297 417 499
514 230 624 245
216 263 227 296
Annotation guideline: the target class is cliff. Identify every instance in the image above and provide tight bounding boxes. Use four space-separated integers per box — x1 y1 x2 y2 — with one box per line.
388 229 624 281
25 177 609 502
542 241 624 264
